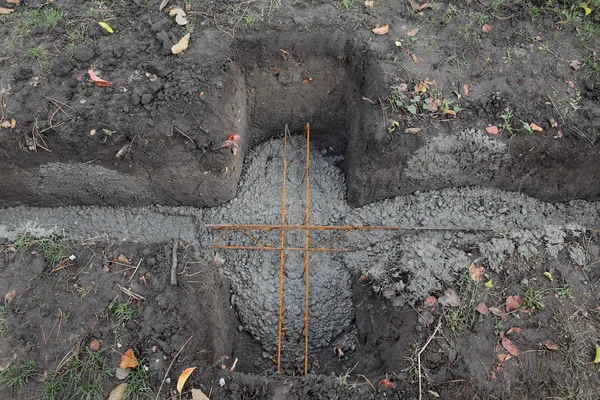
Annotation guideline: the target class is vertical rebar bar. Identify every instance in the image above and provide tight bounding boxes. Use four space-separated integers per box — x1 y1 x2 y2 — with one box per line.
277 126 289 372
303 123 311 375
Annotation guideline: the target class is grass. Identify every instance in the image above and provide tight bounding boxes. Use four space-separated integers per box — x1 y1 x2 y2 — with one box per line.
443 275 482 334
125 364 154 400
0 360 37 395
109 300 136 328
3 233 70 270
0 305 9 337
522 287 544 310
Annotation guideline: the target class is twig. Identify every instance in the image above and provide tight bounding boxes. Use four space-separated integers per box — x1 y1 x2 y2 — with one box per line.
356 374 376 393
40 324 47 345
56 308 63 340
171 238 178 286
117 284 146 301
128 258 142 283
155 335 194 400
174 126 195 144
418 318 442 400
230 357 238 371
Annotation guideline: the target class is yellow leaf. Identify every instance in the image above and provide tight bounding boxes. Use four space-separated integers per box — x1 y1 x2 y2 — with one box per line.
485 279 493 288
543 271 553 281
530 123 543 132
581 3 592 15
191 388 210 400
10 118 16 128
172 33 190 55
177 367 196 393
117 254 130 264
120 349 139 369
372 25 389 35
108 383 127 400
595 344 600 364
446 109 457 116
98 21 114 33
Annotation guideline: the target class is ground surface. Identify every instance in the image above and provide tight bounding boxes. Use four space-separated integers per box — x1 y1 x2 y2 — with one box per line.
1 0 600 399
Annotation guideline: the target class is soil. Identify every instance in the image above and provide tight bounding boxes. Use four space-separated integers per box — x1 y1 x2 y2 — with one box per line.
1 0 600 399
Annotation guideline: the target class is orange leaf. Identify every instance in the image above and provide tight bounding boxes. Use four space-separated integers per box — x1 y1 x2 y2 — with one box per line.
117 254 130 264
446 109 457 116
372 25 389 35
501 337 519 356
409 1 431 12
407 28 419 37
506 327 522 336
543 339 559 350
378 378 395 389
177 367 196 393
505 295 522 312
469 263 484 282
4 290 16 303
0 7 14 13
90 339 100 351
120 348 139 369
424 295 437 308
530 123 543 132
88 69 113 87
486 125 499 135
488 307 507 319
463 83 470 95
7 0 21 4
497 353 512 362
482 24 492 32
476 302 489 315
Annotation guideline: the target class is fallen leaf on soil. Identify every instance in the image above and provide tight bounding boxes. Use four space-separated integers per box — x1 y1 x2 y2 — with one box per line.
486 125 499 135
501 337 519 356
88 69 113 87
372 25 389 35
428 390 440 398
117 254 130 264
4 290 16 303
564 79 575 88
159 0 170 11
424 295 437 307
172 33 190 54
569 59 582 70
482 24 492 32
168 7 186 17
446 109 457 116
554 130 563 138
409 1 431 12
463 84 469 95
98 21 114 33
438 288 461 307
505 295 522 312
418 310 435 326
0 120 11 129
581 3 592 15
90 339 100 351
302 77 313 84
10 118 16 128
108 383 127 400
476 302 489 315
7 0 20 5
220 134 241 155
364 0 374 7
175 14 188 25
595 344 600 363
191 388 211 400
115 367 130 380
378 378 395 389
488 307 507 318
177 367 196 393
549 118 558 128
469 263 484 282
407 28 419 37
120 349 139 369
530 123 543 132
543 271 553 281
543 339 559 350
506 327 522 336
185 3 192 11
405 127 421 134
498 353 512 362
485 279 493 288
0 7 14 14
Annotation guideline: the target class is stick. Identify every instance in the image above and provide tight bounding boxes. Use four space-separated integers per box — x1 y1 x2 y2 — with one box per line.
418 318 442 400
230 358 238 372
129 258 142 283
155 335 193 400
170 238 178 286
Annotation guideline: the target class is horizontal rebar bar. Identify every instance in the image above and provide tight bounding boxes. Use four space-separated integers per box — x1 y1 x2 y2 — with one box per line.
209 245 353 252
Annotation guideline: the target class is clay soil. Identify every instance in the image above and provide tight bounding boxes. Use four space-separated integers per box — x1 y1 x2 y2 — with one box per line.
1 0 600 399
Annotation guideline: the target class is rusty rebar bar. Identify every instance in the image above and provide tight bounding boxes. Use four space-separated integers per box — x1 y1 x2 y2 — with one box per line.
277 126 289 372
303 123 311 375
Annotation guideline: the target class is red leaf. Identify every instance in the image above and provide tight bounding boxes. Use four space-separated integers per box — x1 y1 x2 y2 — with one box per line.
378 378 395 389
475 302 489 315
501 337 519 356
88 69 113 87
505 295 522 312
506 327 522 336
423 295 437 308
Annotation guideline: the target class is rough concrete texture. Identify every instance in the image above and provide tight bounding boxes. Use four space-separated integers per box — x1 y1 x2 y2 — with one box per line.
1 132 599 365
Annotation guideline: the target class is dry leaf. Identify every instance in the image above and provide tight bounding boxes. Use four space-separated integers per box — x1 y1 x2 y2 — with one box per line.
10 118 16 128
506 327 522 336
378 378 395 389
505 295 522 312
594 344 600 363
543 339 559 350
108 383 127 400
497 353 512 362
476 302 489 315
463 84 469 95
0 120 11 129
372 25 389 35
172 33 190 54
364 0 374 7
564 79 575 88
409 1 431 12
168 7 186 17
115 367 130 380
549 118 558 128
405 127 421 134
543 271 553 281
530 123 543 132
469 263 484 282
482 24 492 32
120 349 139 369
581 3 592 15
177 367 197 393
407 28 419 37
423 295 437 308
488 307 507 319
98 21 114 33
175 14 188 25
88 69 113 87
4 290 16 303
159 0 170 11
192 388 211 400
438 288 461 307
569 60 582 70
0 7 14 14
90 339 100 351
7 0 20 5
185 3 192 11
502 337 519 356
115 144 129 158
117 254 130 264
486 125 499 135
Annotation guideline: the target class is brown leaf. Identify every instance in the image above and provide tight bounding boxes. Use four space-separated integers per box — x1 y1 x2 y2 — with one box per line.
423 295 437 307
90 339 100 351
4 290 16 303
10 118 16 128
488 307 507 319
409 1 431 12
564 79 575 88
191 388 211 400
505 295 522 312
463 83 470 96
438 288 461 307
108 383 127 400
177 367 196 393
497 353 512 362
364 0 374 7
378 378 395 389
469 263 484 282
405 127 421 134
407 28 419 37
372 25 389 35
476 302 489 315
0 7 14 14
530 123 543 132
7 0 20 5
501 337 519 356
88 69 113 87
486 125 499 135
120 349 139 369
506 327 522 336
569 60 582 70
0 120 11 129
117 254 130 264
543 339 559 351
482 24 492 32
172 33 190 54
